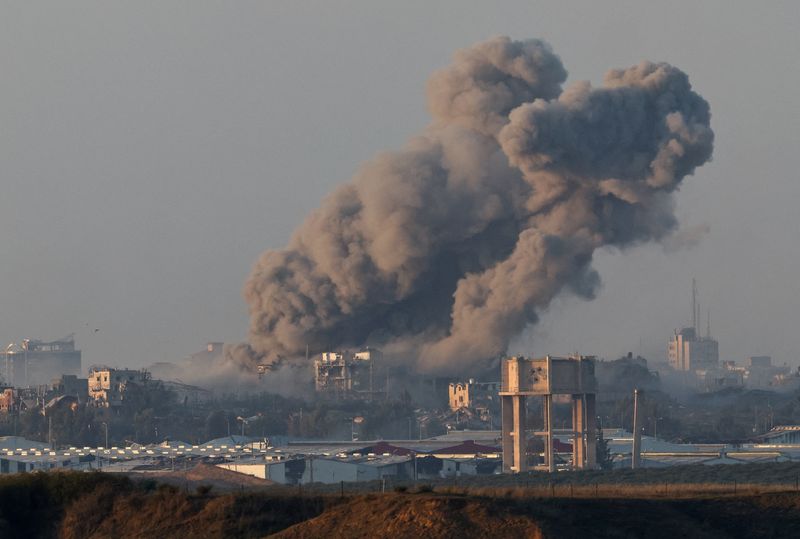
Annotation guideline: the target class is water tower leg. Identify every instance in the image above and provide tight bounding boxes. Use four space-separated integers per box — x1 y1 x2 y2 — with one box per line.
585 393 597 469
512 396 527 473
544 394 555 472
501 395 514 472
572 395 585 469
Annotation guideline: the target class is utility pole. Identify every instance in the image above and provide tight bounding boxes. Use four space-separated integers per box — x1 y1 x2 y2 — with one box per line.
631 389 642 469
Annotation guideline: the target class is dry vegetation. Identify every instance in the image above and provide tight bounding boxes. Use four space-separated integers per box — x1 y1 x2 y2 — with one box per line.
3 468 800 538
271 494 546 539
59 486 330 539
272 489 800 539
436 481 796 500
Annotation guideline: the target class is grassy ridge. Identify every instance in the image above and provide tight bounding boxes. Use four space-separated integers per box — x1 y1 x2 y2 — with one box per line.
0 472 331 538
0 472 133 537
273 492 800 539
3 468 800 538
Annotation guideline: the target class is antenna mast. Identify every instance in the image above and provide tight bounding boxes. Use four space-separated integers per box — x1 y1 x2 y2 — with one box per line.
691 278 697 333
697 302 701 337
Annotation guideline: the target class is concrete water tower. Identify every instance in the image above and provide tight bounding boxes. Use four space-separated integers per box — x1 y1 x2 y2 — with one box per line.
500 355 597 473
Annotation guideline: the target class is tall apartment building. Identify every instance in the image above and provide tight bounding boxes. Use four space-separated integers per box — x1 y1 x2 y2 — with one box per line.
668 326 719 371
668 280 719 372
3 336 81 387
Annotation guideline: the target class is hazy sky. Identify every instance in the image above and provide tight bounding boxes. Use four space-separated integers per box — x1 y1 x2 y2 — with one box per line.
1 1 798 370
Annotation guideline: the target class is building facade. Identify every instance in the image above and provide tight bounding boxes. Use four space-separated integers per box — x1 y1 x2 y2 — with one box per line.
0 388 17 413
668 327 719 372
448 380 500 411
51 374 89 402
88 367 150 407
313 348 380 399
3 337 81 387
743 356 789 389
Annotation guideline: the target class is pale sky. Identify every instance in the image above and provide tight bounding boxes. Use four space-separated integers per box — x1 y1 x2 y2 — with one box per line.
1 1 798 370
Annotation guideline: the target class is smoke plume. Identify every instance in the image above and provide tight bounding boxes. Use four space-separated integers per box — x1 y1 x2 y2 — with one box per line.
238 37 714 375
661 223 711 253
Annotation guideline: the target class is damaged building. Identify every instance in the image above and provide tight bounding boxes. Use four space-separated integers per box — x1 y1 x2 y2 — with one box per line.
87 366 150 408
313 348 380 400
3 336 82 387
448 379 500 412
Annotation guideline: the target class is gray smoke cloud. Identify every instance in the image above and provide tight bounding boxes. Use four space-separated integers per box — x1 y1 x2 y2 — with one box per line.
237 36 714 375
661 223 711 253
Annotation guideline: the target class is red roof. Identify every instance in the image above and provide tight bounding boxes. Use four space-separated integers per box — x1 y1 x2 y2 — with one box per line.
355 441 416 456
553 439 573 452
434 440 500 454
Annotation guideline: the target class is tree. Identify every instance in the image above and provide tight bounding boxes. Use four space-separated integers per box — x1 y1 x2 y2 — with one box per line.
18 408 45 440
596 429 613 470
133 409 157 443
205 410 229 440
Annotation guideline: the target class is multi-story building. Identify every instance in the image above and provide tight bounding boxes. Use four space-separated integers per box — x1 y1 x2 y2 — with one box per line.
668 327 719 372
0 387 17 413
3 336 81 387
743 356 789 389
313 348 380 399
87 367 150 407
448 380 500 412
50 374 89 403
697 366 743 391
696 356 791 392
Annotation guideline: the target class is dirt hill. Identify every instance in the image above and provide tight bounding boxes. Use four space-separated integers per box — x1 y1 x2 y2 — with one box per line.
273 495 544 539
273 492 800 539
4 472 800 538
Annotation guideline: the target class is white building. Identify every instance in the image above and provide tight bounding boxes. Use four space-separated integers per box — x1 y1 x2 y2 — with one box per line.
301 454 412 484
216 456 301 483
743 356 789 389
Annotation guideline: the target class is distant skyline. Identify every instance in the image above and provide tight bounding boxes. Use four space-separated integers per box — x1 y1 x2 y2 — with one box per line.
2 2 798 370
